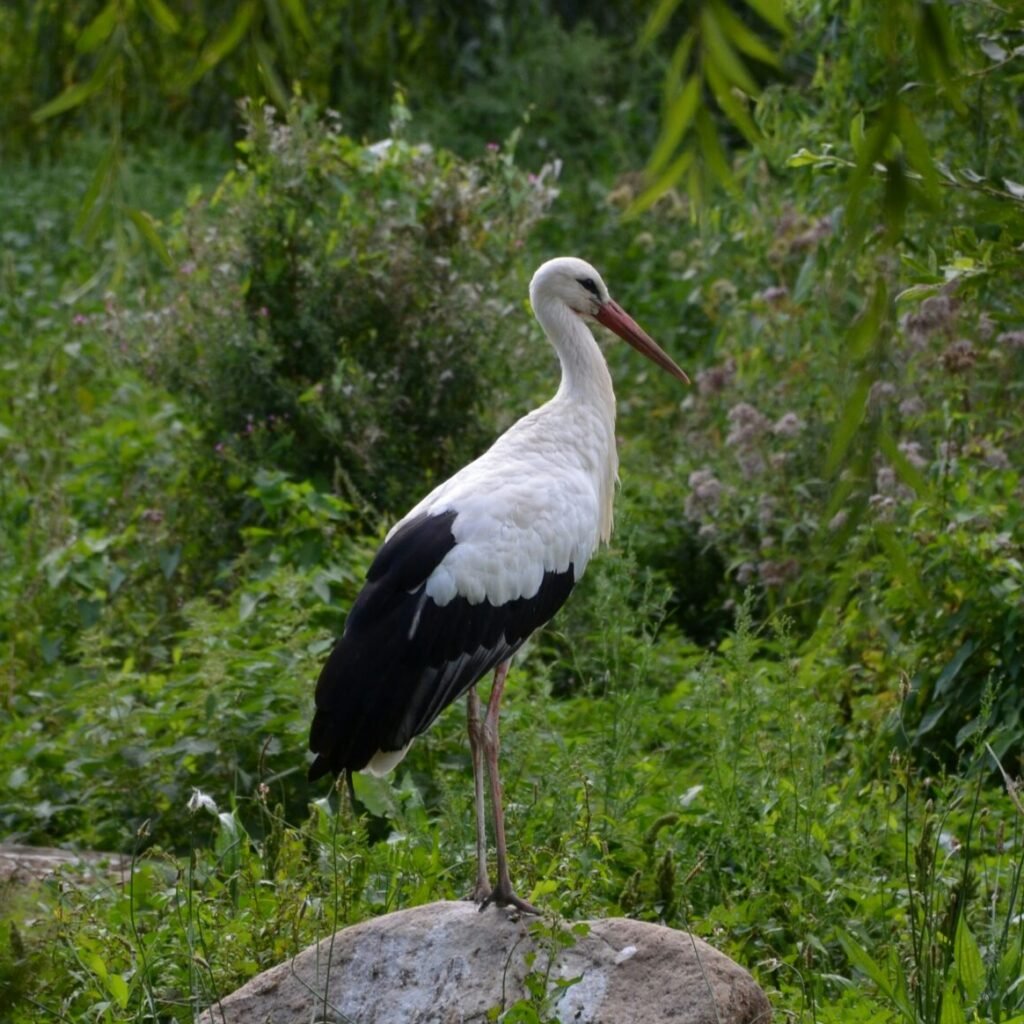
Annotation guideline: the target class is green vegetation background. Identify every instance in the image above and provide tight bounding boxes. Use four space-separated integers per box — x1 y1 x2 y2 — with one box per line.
1 1 1023 1021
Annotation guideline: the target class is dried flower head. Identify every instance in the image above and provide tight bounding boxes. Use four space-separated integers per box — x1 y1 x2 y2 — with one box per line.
828 510 848 532
688 468 723 505
726 402 770 448
755 285 789 307
940 338 976 374
899 395 925 418
709 279 738 307
997 330 1024 350
696 359 736 396
772 412 805 438
868 493 897 520
736 449 767 479
790 217 831 251
898 441 927 469
736 562 756 585
758 559 798 588
685 469 724 520
901 293 959 343
869 380 897 413
982 442 1010 470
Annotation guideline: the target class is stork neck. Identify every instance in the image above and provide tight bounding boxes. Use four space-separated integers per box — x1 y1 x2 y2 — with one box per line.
535 297 616 414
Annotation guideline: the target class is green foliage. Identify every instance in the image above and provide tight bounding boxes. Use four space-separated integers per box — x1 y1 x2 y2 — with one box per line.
567 0 1024 765
4 1 661 153
129 98 555 514
0 163 233 695
490 919 589 1023
636 0 789 210
413 16 664 180
1 467 373 848
837 747 1024 1024
5 0 317 150
1 1 664 264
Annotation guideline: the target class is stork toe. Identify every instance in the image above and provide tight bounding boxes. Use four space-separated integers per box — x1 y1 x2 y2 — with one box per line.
478 883 540 916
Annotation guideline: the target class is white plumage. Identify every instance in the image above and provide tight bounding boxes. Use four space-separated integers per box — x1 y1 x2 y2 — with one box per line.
309 256 688 913
399 257 621 607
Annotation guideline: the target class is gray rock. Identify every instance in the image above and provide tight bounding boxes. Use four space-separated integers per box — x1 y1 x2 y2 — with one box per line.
198 900 770 1023
0 843 128 885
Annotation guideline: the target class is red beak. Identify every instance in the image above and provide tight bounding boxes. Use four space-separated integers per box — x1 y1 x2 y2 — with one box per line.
595 300 690 385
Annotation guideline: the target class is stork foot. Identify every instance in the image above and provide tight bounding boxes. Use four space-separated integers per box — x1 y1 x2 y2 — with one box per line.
467 877 493 904
478 883 540 916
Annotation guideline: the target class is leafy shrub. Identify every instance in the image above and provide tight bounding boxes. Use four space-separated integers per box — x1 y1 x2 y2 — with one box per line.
0 470 373 849
5 1 658 157
564 0 1024 765
1 304 201 691
635 220 1024 765
130 99 556 515
414 16 664 180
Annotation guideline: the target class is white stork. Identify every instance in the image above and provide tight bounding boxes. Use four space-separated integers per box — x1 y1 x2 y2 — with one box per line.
309 256 689 913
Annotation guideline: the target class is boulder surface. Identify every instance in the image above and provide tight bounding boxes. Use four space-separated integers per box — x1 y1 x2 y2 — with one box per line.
198 899 771 1023
0 843 127 885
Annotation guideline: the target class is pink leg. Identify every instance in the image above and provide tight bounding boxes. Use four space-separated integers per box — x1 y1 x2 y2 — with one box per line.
479 660 539 915
466 686 492 901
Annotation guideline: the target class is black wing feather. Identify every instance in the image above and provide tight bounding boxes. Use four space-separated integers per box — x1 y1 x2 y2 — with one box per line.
308 510 575 780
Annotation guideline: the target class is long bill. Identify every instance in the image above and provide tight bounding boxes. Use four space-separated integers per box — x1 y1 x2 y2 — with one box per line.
596 299 690 385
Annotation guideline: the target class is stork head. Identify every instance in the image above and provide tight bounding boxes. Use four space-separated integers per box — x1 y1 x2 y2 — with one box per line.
529 257 690 385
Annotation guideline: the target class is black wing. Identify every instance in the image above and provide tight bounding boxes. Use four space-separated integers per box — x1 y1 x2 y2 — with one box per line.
308 510 575 779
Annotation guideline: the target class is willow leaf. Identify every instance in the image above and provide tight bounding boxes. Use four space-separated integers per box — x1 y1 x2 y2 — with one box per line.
898 102 938 201
140 0 181 33
649 74 701 176
717 1 781 68
631 148 695 216
76 1 118 54
742 0 787 34
32 73 107 123
254 37 290 110
639 0 685 50
846 280 887 360
695 106 737 193
706 60 761 146
874 524 926 605
701 6 758 95
878 429 929 499
281 0 314 43
186 1 257 86
126 207 173 268
825 376 870 476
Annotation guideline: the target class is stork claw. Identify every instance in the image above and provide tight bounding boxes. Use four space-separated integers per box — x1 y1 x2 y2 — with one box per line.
478 883 540 916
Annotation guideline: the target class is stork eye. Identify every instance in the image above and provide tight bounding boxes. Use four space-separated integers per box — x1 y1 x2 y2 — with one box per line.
577 277 600 298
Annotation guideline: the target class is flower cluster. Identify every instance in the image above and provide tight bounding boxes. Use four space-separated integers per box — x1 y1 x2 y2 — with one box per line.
696 359 736 396
771 412 804 438
901 292 959 345
685 469 724 521
940 338 977 374
725 402 770 449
